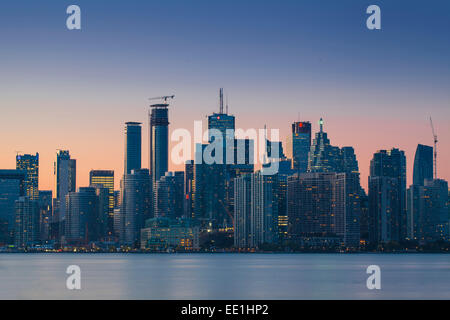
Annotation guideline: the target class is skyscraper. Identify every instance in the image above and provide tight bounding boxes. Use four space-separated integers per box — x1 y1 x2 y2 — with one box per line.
16 153 39 201
308 118 342 173
407 179 449 242
368 149 406 243
207 88 235 145
154 171 185 219
89 170 114 237
0 170 25 244
412 144 433 186
193 90 237 230
193 143 228 229
234 171 279 249
14 197 39 248
184 161 194 218
54 150 76 226
250 172 279 247
38 190 52 242
149 104 169 184
291 121 311 172
341 146 359 174
65 187 107 245
124 122 142 174
287 172 360 248
119 169 152 247
234 174 252 248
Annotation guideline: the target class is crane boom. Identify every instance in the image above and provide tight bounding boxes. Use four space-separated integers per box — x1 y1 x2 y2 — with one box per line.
149 95 175 103
430 117 438 179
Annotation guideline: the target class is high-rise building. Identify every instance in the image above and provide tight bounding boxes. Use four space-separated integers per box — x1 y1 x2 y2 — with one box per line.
291 121 311 172
308 118 342 173
207 88 235 144
276 174 289 242
234 174 252 248
250 172 279 247
407 179 449 242
149 104 169 184
234 172 279 249
341 146 359 174
89 170 114 237
124 122 142 174
287 172 361 248
193 143 228 229
54 150 76 229
65 187 104 245
184 161 194 218
412 144 433 186
368 149 407 243
38 190 52 242
154 171 184 219
119 169 152 247
14 197 39 248
0 170 26 244
16 153 39 201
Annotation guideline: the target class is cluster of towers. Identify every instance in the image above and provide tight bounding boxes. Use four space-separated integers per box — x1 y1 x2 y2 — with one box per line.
0 89 448 251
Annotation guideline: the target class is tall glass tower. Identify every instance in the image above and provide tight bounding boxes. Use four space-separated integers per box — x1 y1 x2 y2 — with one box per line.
124 122 142 174
54 150 76 221
16 153 39 201
412 144 433 186
149 104 169 184
291 121 311 172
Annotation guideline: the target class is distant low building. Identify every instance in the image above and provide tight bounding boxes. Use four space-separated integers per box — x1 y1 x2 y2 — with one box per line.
140 217 199 251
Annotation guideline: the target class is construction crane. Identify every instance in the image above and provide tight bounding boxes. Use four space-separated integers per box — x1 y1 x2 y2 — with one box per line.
148 95 175 104
429 117 438 179
218 199 234 229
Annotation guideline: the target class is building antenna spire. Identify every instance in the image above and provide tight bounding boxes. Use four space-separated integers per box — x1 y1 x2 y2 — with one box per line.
226 93 229 115
219 88 224 114
319 118 324 132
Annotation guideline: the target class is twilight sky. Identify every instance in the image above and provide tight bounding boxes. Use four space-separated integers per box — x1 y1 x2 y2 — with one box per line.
0 0 449 192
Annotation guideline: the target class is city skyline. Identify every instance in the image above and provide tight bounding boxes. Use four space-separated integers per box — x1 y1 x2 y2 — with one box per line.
1 0 449 193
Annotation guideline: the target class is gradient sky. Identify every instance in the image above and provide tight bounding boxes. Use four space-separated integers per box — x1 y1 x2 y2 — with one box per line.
1 0 449 193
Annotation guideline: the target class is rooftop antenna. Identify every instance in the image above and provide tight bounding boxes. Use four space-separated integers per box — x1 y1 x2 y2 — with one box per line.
429 117 438 179
219 88 224 114
226 93 229 115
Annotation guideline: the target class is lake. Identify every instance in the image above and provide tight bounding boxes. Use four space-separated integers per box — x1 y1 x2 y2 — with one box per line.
0 253 448 299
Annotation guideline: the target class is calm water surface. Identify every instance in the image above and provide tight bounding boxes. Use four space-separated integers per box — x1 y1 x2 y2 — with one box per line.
0 253 448 299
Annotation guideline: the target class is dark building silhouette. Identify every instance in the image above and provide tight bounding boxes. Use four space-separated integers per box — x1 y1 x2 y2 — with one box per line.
0 169 26 244
368 149 406 244
14 197 39 248
38 190 52 242
154 171 184 219
16 153 39 201
184 161 194 218
308 118 343 173
65 186 109 245
89 170 115 237
119 169 152 247
412 144 433 186
287 172 360 248
149 104 169 184
291 121 311 172
124 122 142 174
407 179 449 242
54 150 76 226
